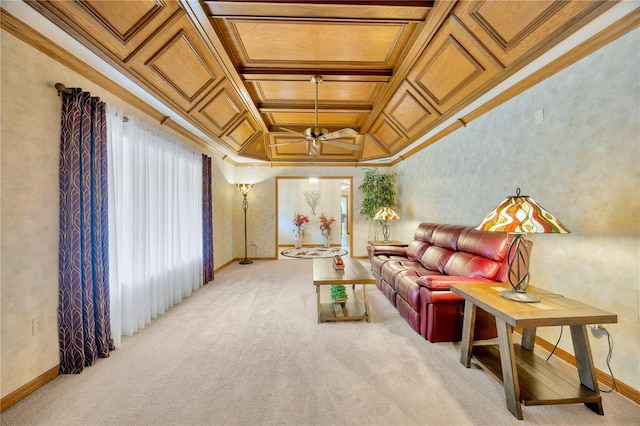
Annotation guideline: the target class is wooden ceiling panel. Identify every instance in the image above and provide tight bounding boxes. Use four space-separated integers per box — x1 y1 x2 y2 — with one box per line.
191 80 244 137
255 81 380 104
214 18 416 70
267 112 364 129
239 133 269 161
454 0 612 67
369 115 407 153
408 16 501 115
384 81 439 137
360 134 391 161
128 12 224 111
33 0 181 62
222 115 261 151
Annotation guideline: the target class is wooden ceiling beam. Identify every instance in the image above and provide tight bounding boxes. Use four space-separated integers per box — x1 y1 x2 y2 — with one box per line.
203 1 433 21
259 103 372 113
241 68 392 82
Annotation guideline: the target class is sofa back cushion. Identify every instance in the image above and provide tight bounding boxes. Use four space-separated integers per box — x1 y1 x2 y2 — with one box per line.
405 240 431 261
413 223 438 242
419 246 455 273
430 224 466 250
457 228 509 261
443 252 503 280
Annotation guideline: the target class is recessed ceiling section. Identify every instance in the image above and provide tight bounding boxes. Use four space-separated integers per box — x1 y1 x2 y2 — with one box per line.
217 19 413 69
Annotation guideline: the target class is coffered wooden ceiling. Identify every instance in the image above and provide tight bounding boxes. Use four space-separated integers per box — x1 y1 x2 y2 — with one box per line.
23 0 619 164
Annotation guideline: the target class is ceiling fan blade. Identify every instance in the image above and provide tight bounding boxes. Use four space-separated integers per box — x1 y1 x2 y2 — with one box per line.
322 140 363 151
321 128 358 140
279 127 307 138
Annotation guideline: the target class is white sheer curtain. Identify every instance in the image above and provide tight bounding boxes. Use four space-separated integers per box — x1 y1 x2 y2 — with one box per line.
107 106 203 347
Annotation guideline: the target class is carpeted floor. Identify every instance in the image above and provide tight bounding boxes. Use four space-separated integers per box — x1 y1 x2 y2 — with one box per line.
2 259 639 425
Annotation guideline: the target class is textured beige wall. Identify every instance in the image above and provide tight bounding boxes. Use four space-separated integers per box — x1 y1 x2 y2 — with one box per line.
1 30 61 398
394 29 639 390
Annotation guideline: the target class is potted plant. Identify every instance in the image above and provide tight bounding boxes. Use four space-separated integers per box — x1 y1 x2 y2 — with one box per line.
330 284 348 304
358 168 398 238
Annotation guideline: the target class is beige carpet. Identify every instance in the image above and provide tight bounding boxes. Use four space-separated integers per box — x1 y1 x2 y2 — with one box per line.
2 259 638 425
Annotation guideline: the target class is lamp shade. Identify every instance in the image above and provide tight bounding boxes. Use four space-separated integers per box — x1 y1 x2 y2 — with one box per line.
236 183 253 196
373 207 399 221
477 188 569 234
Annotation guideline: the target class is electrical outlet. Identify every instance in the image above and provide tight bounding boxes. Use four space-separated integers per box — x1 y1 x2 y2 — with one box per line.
589 324 607 339
32 316 44 336
535 109 544 124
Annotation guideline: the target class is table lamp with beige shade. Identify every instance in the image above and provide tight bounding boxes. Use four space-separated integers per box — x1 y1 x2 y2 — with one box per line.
374 207 400 243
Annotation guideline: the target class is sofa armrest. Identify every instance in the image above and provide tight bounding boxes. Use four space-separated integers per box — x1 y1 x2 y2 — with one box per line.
416 275 492 291
369 245 408 257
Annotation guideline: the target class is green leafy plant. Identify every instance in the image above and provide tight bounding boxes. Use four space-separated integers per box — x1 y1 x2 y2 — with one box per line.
358 168 398 219
330 285 348 301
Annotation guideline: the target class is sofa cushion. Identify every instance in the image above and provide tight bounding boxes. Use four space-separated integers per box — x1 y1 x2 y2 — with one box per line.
405 240 431 261
395 273 422 310
457 227 509 261
381 260 430 287
419 245 455 273
443 251 503 280
371 253 405 276
413 223 438 242
430 224 466 250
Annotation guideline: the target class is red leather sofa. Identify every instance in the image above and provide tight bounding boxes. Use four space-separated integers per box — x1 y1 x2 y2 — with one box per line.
369 223 525 342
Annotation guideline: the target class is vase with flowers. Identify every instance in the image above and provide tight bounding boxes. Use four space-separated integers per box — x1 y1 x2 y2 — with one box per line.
292 213 310 248
319 213 336 248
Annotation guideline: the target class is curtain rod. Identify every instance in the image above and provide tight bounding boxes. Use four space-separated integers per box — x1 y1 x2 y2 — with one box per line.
55 82 129 122
55 82 73 95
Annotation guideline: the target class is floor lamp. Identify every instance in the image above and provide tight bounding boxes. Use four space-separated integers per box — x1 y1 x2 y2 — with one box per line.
237 183 254 265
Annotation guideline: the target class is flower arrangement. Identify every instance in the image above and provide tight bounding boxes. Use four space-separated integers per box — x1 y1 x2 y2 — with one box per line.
292 213 310 228
319 213 336 232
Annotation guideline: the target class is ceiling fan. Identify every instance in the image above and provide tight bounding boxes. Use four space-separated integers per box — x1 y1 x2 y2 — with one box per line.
270 75 362 155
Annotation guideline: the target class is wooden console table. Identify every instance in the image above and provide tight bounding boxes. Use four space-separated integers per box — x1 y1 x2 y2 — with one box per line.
451 283 617 420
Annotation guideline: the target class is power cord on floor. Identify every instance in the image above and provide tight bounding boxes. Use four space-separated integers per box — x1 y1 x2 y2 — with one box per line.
600 329 617 393
544 325 617 392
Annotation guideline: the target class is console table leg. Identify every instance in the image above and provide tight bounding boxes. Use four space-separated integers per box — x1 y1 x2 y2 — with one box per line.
521 327 537 352
363 284 371 322
496 318 523 420
460 300 476 367
316 286 321 324
570 324 604 415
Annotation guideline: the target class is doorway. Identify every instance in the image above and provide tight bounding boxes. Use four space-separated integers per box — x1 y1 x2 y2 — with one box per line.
276 176 353 256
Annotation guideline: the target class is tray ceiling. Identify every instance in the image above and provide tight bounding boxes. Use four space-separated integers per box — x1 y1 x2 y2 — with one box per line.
21 0 619 164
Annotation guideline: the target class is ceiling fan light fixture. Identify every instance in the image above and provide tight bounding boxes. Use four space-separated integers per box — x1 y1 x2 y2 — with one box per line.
310 75 324 85
305 127 329 139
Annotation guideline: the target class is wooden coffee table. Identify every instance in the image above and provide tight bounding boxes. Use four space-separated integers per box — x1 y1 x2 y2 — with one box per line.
312 258 376 323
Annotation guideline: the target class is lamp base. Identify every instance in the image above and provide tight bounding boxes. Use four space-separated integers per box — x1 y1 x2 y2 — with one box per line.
239 258 253 265
500 289 540 303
